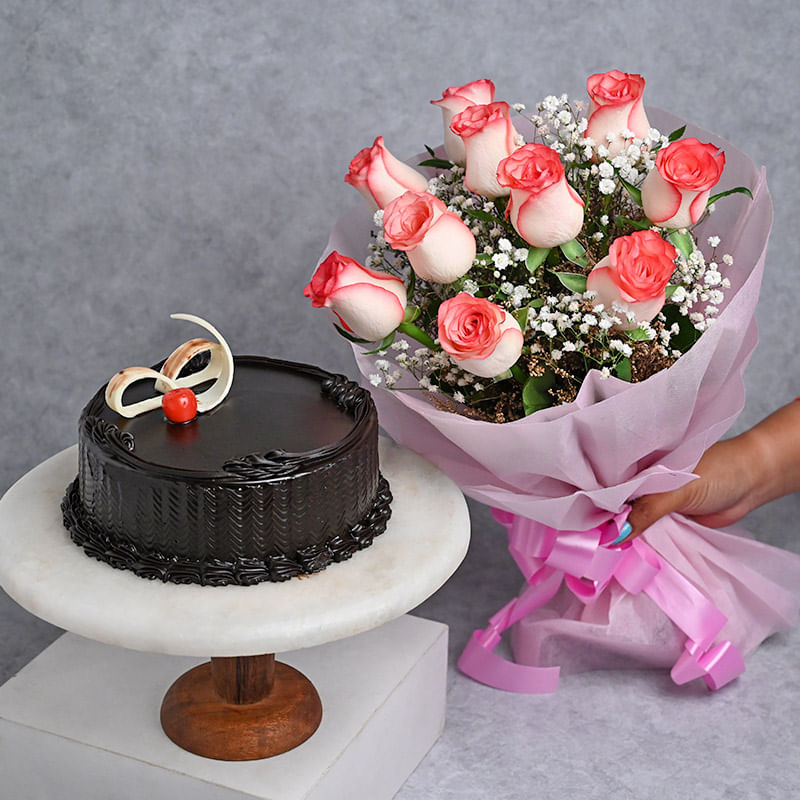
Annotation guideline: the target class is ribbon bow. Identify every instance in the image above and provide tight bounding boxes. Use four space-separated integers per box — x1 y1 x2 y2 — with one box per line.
458 511 745 694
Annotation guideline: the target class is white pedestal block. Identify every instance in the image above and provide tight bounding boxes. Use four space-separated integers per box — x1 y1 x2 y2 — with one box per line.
0 614 447 800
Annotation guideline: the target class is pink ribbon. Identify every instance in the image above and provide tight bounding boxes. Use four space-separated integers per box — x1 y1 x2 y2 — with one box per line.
457 510 745 693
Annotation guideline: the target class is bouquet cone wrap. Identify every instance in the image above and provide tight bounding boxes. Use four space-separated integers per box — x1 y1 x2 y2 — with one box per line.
321 110 800 692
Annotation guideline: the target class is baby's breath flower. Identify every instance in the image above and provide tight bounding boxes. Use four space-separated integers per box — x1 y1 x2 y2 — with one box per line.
598 178 616 195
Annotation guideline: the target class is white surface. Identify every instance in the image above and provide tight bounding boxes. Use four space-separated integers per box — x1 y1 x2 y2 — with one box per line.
0 438 469 656
0 615 448 800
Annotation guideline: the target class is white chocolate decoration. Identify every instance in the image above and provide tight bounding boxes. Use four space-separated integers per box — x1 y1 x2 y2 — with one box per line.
104 314 235 419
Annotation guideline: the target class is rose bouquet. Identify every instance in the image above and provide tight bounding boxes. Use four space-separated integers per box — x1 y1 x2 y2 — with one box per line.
306 72 800 693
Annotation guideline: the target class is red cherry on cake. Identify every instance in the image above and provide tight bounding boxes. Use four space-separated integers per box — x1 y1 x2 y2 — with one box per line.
162 388 198 423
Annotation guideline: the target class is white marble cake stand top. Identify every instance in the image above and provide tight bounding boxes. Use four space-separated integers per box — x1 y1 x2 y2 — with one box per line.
0 438 469 657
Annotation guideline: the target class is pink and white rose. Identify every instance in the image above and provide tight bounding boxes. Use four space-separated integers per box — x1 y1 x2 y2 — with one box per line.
304 251 406 341
430 79 496 165
497 143 585 249
345 136 429 210
585 70 650 157
641 137 726 229
449 102 520 198
437 293 523 378
383 191 476 284
586 230 678 329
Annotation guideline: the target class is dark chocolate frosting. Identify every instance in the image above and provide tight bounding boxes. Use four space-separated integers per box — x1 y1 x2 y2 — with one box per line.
63 356 391 585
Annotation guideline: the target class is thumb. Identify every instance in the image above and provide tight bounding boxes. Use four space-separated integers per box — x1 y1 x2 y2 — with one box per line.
625 483 696 539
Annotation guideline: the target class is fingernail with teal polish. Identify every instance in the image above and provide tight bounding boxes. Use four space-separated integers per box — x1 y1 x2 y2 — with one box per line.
611 521 632 546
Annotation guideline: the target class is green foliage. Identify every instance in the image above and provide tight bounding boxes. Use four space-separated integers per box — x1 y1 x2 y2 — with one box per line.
522 370 556 415
615 357 632 381
668 125 687 142
707 186 753 206
526 247 550 273
559 239 588 267
362 331 397 354
333 324 371 344
668 229 694 258
554 271 587 294
661 304 701 352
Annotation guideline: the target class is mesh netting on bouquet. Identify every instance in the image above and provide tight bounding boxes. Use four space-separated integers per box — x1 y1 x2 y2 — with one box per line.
307 72 800 693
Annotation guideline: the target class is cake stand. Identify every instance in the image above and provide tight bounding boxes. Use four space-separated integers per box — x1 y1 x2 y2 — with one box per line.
0 437 470 766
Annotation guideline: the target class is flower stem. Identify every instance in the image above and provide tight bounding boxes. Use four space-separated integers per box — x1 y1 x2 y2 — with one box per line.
397 322 437 351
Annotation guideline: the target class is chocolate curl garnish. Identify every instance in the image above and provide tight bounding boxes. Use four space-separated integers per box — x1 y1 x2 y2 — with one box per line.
104 313 234 418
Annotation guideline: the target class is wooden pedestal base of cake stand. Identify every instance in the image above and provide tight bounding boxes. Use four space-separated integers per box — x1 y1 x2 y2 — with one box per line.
160 654 322 760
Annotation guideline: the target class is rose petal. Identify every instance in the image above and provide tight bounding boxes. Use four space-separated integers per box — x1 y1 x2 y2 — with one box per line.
328 283 405 341
408 212 476 283
586 265 665 329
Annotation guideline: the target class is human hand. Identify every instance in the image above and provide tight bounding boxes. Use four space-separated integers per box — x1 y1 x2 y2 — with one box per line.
617 401 800 543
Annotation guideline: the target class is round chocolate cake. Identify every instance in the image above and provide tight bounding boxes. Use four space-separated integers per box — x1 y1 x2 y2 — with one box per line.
62 357 392 585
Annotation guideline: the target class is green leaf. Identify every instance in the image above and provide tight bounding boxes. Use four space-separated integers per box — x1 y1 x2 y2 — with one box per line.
615 357 632 382
464 208 499 224
397 321 437 350
362 330 397 355
559 239 588 267
707 186 753 206
514 307 528 330
617 175 642 206
662 303 701 352
627 327 651 341
522 371 556 416
403 304 421 324
668 229 694 258
424 144 436 157
665 284 679 300
553 271 587 294
333 324 371 344
474 252 493 264
418 157 455 170
525 247 550 273
510 363 527 385
668 125 687 142
615 215 651 231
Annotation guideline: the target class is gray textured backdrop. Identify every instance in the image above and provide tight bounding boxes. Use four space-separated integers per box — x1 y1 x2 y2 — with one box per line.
2 2 799 797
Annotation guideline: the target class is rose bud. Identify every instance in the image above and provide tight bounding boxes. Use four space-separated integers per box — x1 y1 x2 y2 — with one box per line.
430 79 496 165
344 136 429 210
449 102 521 198
304 251 407 341
585 70 650 157
641 138 726 229
383 191 477 284
496 143 585 249
437 293 524 379
586 230 678 329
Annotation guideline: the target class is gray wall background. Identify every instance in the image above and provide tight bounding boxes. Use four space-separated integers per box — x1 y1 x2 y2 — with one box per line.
2 2 800 797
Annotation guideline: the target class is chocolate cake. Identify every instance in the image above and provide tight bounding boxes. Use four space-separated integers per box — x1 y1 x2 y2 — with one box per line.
62 355 392 585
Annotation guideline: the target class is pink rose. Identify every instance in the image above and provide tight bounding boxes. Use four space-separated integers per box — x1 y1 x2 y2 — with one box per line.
430 79 496 165
585 70 650 157
641 138 726 229
586 230 678 329
437 293 523 378
345 136 429 210
497 143 585 248
304 251 406 341
383 191 476 284
449 102 520 198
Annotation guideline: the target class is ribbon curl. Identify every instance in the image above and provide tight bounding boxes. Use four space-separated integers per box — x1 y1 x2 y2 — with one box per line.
458 510 745 693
